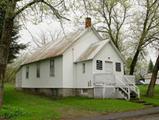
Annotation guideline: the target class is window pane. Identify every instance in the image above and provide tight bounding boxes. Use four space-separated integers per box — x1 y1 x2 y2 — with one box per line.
82 63 85 73
116 62 121 72
50 59 55 76
26 66 29 79
96 60 103 70
36 63 40 78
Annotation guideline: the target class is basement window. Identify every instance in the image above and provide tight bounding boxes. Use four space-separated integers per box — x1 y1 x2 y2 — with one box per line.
50 59 55 77
81 89 88 95
36 62 40 78
26 66 29 79
82 63 86 73
96 60 103 70
116 62 121 72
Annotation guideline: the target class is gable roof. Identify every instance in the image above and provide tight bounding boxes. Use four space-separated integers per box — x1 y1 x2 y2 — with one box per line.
109 40 125 63
22 27 103 65
75 40 125 63
75 40 109 62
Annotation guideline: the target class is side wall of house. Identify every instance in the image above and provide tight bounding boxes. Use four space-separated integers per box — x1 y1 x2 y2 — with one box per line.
62 30 100 88
20 56 63 88
145 79 159 84
76 61 93 88
93 42 124 84
16 69 22 88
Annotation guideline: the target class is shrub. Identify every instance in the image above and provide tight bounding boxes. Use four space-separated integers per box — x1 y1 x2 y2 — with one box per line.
0 105 27 119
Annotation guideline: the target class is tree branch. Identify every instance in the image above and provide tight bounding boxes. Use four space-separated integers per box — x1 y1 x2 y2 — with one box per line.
41 0 70 20
13 0 42 19
13 0 70 21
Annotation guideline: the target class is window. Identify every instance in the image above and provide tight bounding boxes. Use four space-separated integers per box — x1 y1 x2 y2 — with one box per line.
82 89 88 94
50 59 55 76
36 63 40 78
116 62 121 72
82 63 86 73
96 60 103 70
26 66 29 79
81 89 88 95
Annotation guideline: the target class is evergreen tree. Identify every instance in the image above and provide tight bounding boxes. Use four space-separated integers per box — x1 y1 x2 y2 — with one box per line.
0 8 26 63
148 59 154 73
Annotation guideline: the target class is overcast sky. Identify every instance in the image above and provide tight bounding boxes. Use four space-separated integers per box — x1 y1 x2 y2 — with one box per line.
18 20 75 46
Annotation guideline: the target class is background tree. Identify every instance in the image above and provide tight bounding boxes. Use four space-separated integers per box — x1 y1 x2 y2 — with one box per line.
129 0 159 75
70 0 129 51
0 8 26 85
148 59 154 73
147 54 159 96
31 30 62 48
0 0 68 106
146 37 159 96
97 0 129 51
0 7 26 63
125 57 133 74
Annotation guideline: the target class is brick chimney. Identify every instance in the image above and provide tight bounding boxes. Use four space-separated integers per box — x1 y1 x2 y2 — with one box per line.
85 17 91 28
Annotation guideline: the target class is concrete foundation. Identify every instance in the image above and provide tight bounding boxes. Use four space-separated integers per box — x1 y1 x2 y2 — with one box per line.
21 88 94 98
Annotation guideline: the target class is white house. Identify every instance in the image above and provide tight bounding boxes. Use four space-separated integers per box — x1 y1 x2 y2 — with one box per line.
144 73 159 84
16 18 140 100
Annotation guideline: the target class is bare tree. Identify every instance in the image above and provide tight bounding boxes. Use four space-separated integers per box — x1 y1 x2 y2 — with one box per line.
0 0 68 106
33 30 62 47
98 0 129 51
71 0 129 51
129 0 159 75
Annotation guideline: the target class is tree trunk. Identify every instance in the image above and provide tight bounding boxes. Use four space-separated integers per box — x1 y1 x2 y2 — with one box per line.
0 0 15 106
129 48 140 75
0 17 14 106
146 55 159 97
0 63 5 106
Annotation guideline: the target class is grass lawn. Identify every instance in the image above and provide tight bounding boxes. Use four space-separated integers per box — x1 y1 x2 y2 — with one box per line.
138 85 159 106
0 84 145 120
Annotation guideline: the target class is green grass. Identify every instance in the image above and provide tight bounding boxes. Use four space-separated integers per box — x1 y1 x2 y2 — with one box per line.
0 84 145 120
138 85 159 106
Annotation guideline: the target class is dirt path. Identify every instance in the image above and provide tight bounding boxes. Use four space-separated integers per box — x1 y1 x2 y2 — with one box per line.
123 113 159 120
78 107 159 120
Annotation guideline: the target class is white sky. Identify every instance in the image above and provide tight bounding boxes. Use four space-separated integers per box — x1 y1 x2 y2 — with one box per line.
18 20 75 46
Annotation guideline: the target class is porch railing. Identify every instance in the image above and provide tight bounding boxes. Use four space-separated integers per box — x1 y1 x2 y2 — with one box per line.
123 75 140 98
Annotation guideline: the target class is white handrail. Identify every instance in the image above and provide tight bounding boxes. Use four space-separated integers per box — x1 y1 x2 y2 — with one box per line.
115 76 130 100
124 75 135 85
124 76 140 98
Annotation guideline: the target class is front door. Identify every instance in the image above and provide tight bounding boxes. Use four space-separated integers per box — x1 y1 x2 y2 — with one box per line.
104 61 114 85
105 61 113 73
